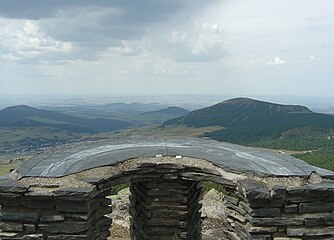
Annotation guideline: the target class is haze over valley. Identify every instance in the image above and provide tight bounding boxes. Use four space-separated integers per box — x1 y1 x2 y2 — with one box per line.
1 96 333 176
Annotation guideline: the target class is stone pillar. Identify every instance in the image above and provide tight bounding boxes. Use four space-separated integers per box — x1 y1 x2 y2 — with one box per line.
129 178 202 240
91 189 112 240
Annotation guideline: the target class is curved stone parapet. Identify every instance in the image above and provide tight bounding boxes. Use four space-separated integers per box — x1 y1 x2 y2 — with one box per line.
0 136 334 239
15 136 334 178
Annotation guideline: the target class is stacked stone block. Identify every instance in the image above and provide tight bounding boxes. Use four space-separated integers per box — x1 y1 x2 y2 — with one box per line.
130 179 202 240
221 179 334 240
0 178 112 240
1 161 334 240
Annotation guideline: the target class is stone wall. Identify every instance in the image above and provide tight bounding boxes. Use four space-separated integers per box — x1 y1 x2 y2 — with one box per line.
0 178 111 240
221 179 334 240
1 160 334 239
130 179 202 239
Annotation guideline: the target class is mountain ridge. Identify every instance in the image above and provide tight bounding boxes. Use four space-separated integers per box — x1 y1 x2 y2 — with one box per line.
163 97 313 127
163 97 334 147
0 105 132 133
143 106 189 116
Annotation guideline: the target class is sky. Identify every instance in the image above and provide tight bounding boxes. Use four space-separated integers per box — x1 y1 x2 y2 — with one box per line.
0 0 334 97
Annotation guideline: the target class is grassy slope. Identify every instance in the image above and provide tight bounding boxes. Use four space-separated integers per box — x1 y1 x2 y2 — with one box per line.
0 126 79 151
164 98 334 171
0 155 31 175
84 125 224 140
292 147 334 171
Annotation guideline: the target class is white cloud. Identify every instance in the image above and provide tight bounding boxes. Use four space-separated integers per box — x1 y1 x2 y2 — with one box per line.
2 53 21 61
201 22 221 34
0 0 334 96
103 41 141 57
0 18 72 62
168 22 228 62
265 57 286 66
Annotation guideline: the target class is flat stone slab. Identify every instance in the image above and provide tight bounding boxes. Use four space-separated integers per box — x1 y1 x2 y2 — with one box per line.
0 176 27 192
14 136 334 178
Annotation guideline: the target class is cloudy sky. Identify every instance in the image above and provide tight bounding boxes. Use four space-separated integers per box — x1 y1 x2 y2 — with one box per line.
0 0 333 97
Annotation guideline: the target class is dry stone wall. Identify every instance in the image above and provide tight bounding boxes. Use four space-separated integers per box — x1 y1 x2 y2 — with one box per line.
1 160 334 239
130 179 202 239
0 178 111 240
221 179 334 240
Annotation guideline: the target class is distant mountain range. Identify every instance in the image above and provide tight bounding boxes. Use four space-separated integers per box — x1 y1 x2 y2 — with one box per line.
0 104 190 152
0 105 132 133
164 98 334 149
143 106 189 116
100 102 166 112
2 98 334 153
42 102 188 126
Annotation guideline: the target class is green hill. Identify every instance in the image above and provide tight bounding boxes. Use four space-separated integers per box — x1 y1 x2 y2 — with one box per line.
163 98 334 171
163 98 334 150
164 97 312 127
0 105 132 133
0 105 134 154
143 106 189 116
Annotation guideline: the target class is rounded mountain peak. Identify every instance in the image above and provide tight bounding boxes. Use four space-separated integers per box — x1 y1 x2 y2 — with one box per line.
217 97 312 113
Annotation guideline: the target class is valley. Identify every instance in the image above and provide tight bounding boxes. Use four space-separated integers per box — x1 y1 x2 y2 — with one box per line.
1 97 334 175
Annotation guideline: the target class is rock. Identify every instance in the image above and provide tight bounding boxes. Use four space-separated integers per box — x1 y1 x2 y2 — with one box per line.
203 228 228 240
0 178 27 193
0 193 21 207
200 189 225 220
55 199 91 213
283 204 298 213
299 202 334 213
53 187 95 199
38 221 88 234
0 209 39 223
109 188 131 229
287 226 334 237
40 214 65 222
238 179 270 201
288 183 334 197
0 221 23 232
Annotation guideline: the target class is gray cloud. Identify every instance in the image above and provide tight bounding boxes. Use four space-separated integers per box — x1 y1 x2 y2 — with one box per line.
0 0 184 21
0 0 221 64
0 0 187 47
2 0 333 97
40 7 143 44
0 1 183 43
